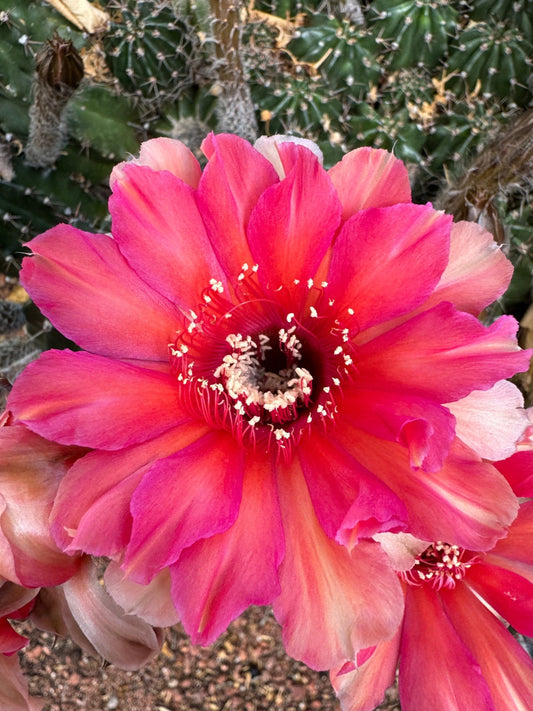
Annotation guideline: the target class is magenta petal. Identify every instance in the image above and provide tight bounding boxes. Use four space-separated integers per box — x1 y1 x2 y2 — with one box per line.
466 562 533 637
198 133 279 282
51 420 209 556
335 426 518 551
123 431 244 584
357 303 531 402
298 431 407 544
495 451 533 498
344 389 456 472
273 459 403 670
327 204 451 331
110 163 225 307
442 583 533 711
8 350 182 449
21 225 180 360
328 147 411 221
248 144 341 292
399 585 494 711
170 453 284 645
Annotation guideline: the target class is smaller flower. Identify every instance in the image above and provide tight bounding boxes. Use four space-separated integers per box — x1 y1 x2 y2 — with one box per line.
331 498 533 711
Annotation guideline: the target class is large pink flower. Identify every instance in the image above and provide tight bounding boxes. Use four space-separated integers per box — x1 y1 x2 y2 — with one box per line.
6 134 530 668
331 498 533 711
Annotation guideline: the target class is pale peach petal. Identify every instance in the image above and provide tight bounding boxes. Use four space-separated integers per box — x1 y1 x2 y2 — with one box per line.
446 380 529 460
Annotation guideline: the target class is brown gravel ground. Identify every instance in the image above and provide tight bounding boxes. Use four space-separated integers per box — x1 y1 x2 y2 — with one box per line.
19 606 400 711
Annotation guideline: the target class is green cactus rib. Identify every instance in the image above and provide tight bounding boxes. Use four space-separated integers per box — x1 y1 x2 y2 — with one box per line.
447 21 533 106
369 0 458 71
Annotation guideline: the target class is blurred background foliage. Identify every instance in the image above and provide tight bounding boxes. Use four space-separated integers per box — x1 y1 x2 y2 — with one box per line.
1 0 533 401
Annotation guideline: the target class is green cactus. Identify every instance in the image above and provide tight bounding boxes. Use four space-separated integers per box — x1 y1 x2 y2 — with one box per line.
102 0 199 111
369 0 458 71
447 20 533 106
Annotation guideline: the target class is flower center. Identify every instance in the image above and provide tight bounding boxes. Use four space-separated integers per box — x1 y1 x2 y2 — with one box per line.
169 265 359 456
401 542 475 591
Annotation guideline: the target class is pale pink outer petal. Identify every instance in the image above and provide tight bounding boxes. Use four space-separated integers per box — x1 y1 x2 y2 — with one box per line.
170 452 284 646
298 431 407 544
50 420 209 555
254 135 323 177
442 583 533 711
8 350 182 450
327 204 452 331
30 557 162 671
198 133 279 282
343 389 456 473
247 143 342 293
372 532 429 573
111 137 202 189
0 424 82 587
356 304 531 403
123 431 244 584
0 654 43 711
431 221 513 314
104 563 179 628
399 585 495 711
330 631 401 711
328 147 411 221
446 380 528 460
272 458 404 670
334 425 518 552
110 163 226 308
20 225 179 361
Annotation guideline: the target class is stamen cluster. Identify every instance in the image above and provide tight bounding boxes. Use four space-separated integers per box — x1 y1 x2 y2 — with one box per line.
401 542 474 591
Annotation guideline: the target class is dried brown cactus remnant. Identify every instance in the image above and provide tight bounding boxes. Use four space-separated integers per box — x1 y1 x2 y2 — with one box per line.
25 33 84 168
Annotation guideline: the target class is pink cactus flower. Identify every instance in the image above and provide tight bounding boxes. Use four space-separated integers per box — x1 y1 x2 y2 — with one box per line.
6 134 531 668
331 498 533 711
0 419 163 709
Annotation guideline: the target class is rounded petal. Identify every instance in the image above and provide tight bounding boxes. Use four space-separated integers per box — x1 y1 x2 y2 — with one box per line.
170 452 284 645
110 163 225 308
247 142 341 295
197 133 279 282
343 389 456 473
0 424 82 587
399 585 494 711
356 304 531 403
484 500 533 584
432 221 513 315
8 350 182 450
105 563 179 628
335 425 519 552
31 557 162 671
51 420 209 555
442 583 533 711
123 431 244 584
254 135 323 177
327 204 451 331
111 137 202 189
20 225 179 361
328 147 411 221
298 431 407 544
273 458 404 670
446 380 528 461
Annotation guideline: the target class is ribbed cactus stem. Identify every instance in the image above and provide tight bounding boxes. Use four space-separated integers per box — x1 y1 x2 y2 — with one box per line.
0 135 14 182
209 0 258 141
25 34 84 168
